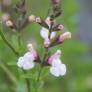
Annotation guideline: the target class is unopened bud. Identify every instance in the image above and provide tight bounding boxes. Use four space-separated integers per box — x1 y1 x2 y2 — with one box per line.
5 20 16 32
5 20 13 27
52 0 60 4
27 43 33 51
35 17 41 23
57 32 72 43
2 14 10 22
28 15 36 22
58 24 64 30
52 24 64 31
56 50 62 55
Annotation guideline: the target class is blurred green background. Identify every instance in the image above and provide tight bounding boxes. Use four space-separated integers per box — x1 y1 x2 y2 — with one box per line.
0 0 92 92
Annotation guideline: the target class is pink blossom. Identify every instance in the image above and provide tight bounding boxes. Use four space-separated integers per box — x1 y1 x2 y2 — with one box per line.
48 50 66 77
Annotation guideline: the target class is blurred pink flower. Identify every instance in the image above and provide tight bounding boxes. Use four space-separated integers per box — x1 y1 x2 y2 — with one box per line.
48 50 66 77
17 44 38 70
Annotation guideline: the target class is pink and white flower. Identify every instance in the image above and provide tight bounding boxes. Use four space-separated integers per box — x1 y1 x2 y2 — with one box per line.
40 17 56 47
48 50 66 77
17 44 38 70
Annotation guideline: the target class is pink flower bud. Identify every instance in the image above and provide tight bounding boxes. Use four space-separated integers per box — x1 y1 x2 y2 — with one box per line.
57 32 71 43
51 0 60 4
48 50 62 65
27 43 38 60
44 38 50 48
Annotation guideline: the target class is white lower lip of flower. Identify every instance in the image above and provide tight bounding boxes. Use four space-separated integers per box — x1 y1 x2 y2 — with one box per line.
17 57 35 70
40 27 49 39
50 64 66 77
22 61 35 70
17 57 24 68
17 52 35 70
58 64 66 76
50 67 60 77
24 52 34 61
49 58 66 77
51 32 56 39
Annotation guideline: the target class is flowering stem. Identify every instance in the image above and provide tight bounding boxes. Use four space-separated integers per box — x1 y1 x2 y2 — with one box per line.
37 65 43 83
23 70 31 92
17 31 31 92
36 48 49 92
26 79 30 92
0 29 19 57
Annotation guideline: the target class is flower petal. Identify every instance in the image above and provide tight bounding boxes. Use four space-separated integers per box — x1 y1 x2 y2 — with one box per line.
59 64 66 76
50 32 56 39
24 52 34 61
50 67 60 77
40 27 49 39
22 61 35 70
17 57 24 68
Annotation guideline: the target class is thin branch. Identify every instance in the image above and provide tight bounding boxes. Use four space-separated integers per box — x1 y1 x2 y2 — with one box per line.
0 29 19 57
0 61 18 85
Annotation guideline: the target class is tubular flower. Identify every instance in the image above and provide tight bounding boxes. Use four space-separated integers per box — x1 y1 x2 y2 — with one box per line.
57 32 71 43
17 44 38 70
48 50 66 77
40 17 56 48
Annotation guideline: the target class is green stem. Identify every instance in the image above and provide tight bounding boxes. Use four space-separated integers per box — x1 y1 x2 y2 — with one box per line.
36 66 43 83
23 70 31 92
26 79 30 92
36 49 49 92
17 31 31 92
0 29 19 57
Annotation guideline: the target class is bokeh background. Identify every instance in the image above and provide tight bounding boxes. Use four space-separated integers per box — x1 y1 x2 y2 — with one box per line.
0 0 92 92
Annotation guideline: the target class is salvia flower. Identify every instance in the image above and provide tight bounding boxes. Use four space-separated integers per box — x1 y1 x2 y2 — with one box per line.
48 50 66 77
17 44 38 70
40 17 56 48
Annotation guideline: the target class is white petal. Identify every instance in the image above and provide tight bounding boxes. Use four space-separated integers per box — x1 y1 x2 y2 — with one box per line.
40 27 49 39
59 64 66 76
50 32 56 39
50 67 60 77
24 52 34 61
51 58 62 67
17 57 24 68
22 61 35 70
45 17 51 26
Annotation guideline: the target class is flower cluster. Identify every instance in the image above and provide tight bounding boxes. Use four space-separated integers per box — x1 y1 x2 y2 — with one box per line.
1 0 71 77
17 15 71 77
